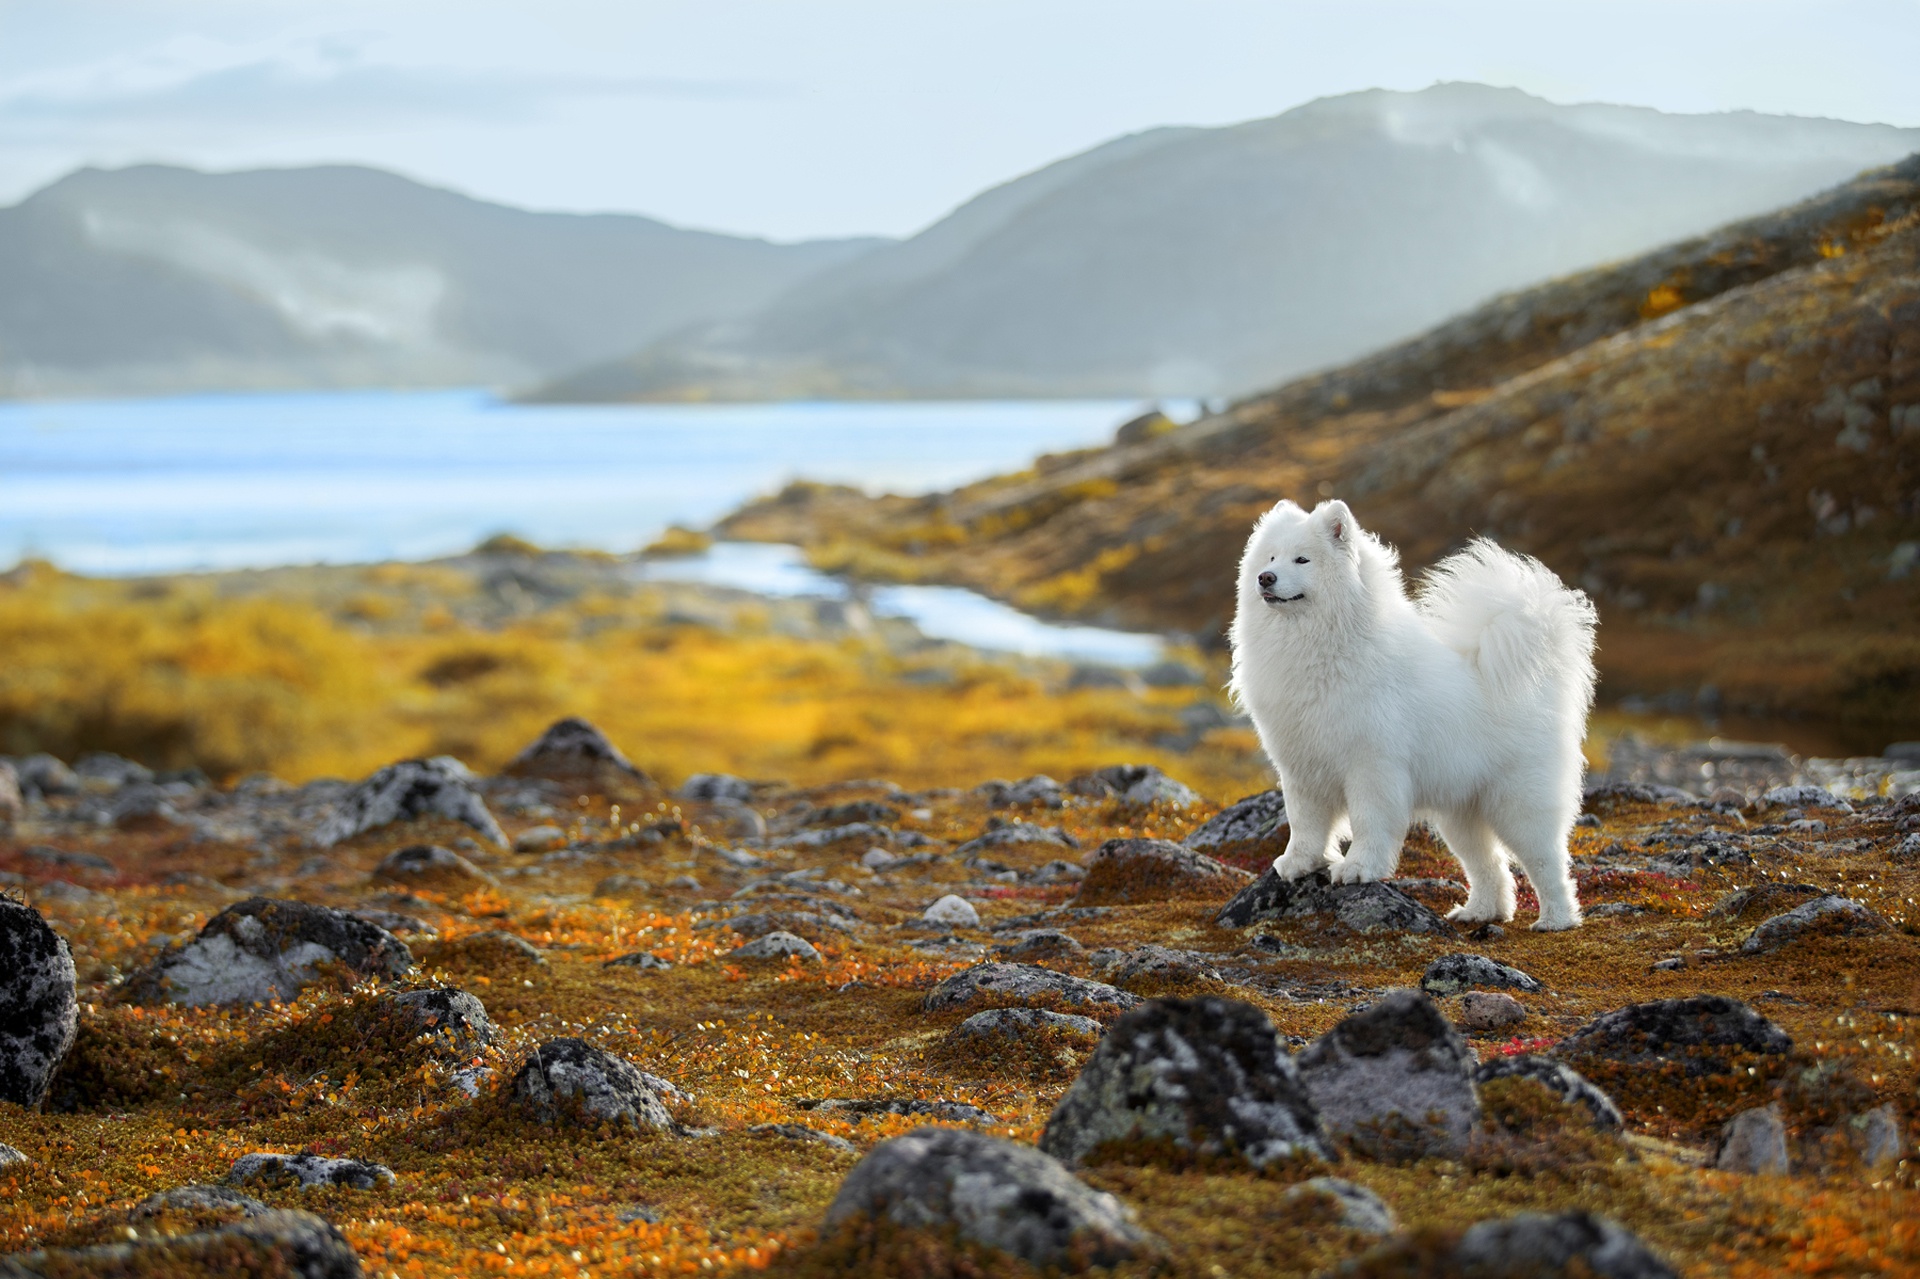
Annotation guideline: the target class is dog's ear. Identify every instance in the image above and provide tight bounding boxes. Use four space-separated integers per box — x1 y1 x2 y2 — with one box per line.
1313 499 1354 546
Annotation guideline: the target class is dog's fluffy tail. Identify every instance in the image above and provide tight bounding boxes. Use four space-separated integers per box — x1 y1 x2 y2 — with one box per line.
1418 539 1598 717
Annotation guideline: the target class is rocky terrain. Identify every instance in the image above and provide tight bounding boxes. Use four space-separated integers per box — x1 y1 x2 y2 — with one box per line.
719 155 1920 733
3 718 1919 1276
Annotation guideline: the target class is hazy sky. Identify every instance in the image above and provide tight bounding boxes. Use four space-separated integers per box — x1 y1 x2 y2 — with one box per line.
2 0 1916 241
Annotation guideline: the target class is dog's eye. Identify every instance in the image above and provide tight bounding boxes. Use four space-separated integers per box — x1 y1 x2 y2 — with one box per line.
1293 556 1310 564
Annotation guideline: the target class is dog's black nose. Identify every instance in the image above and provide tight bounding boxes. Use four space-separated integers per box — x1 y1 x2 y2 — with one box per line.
1257 571 1276 589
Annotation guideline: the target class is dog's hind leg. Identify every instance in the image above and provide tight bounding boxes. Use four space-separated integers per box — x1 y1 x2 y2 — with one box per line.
1432 812 1516 923
1489 803 1582 930
1272 789 1341 880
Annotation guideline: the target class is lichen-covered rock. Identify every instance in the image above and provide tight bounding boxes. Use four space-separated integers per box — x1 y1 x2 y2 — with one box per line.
1184 789 1288 851
1457 991 1528 1032
978 775 1065 809
1741 896 1889 953
1759 785 1848 809
807 1097 998 1124
0 1142 27 1167
0 898 78 1109
1446 1211 1677 1278
311 757 505 848
134 1184 269 1218
1296 989 1479 1160
1714 1104 1790 1173
1107 945 1224 994
923 894 981 927
505 717 651 789
1708 882 1825 922
1217 868 1453 935
348 909 437 938
230 1153 396 1190
1067 764 1199 807
1554 996 1792 1074
1282 1177 1396 1236
733 930 820 961
385 988 492 1049
822 1127 1149 1270
994 929 1084 960
954 822 1079 856
1420 952 1543 997
923 963 1139 1014
1071 838 1253 906
1040 996 1328 1168
679 773 753 803
121 898 412 1007
1473 1055 1624 1130
0 1208 364 1279
509 1037 673 1129
951 1008 1105 1042
371 844 496 889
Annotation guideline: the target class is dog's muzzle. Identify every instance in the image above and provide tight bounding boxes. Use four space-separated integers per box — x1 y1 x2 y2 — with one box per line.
1256 571 1303 605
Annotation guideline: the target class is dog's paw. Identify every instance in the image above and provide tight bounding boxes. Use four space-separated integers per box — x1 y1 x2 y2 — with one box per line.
1447 901 1516 924
1271 853 1322 881
1328 858 1388 885
1530 913 1583 932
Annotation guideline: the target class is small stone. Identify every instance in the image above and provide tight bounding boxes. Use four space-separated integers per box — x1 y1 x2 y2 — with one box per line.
1714 1104 1790 1174
667 875 702 891
132 1184 269 1218
1217 868 1452 935
372 844 496 889
1760 785 1848 810
1447 1211 1677 1278
1024 860 1085 884
860 848 898 869
749 1123 856 1153
1183 789 1288 851
923 894 981 927
604 951 672 971
733 931 820 961
0 897 79 1109
594 874 651 898
807 800 902 827
1067 764 1199 807
1281 1177 1396 1236
1071 838 1253 906
312 757 506 848
1457 991 1528 1032
702 801 765 842
1296 989 1479 1160
993 930 1084 960
1741 896 1889 953
509 1037 674 1129
1473 1055 1623 1129
513 825 568 853
1420 952 1543 997
385 988 492 1049
807 1097 998 1124
953 822 1078 856
0 1142 28 1167
74 751 154 789
1040 996 1328 1168
1708 882 1825 921
120 897 411 1007
679 773 753 803
1107 945 1223 993
951 1008 1105 1042
1848 1103 1904 1168
922 962 1138 1014
1555 996 1791 1074
822 1127 1149 1269
505 717 651 789
0 760 22 824
349 910 437 938
13 754 79 799
229 1152 396 1190
978 775 1065 809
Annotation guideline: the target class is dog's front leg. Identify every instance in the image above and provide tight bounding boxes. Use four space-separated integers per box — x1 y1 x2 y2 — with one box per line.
1271 790 1340 880
1327 773 1412 883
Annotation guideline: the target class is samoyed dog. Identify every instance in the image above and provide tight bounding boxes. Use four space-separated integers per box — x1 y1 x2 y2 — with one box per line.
1229 499 1598 930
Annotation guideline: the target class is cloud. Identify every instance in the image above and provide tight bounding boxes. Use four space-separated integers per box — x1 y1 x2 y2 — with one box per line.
0 33 783 138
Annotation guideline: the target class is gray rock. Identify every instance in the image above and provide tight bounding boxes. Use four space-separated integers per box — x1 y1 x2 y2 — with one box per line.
1760 785 1849 809
505 717 649 786
702 800 766 842
386 988 492 1048
0 1142 26 1166
993 930 1084 960
1741 895 1889 953
733 930 820 961
749 1123 856 1153
1184 789 1288 850
978 775 1065 809
923 894 981 927
594 874 651 897
74 751 154 789
120 897 412 1007
1282 1177 1396 1235
349 910 437 938
1848 1103 1904 1168
1555 996 1791 1074
1296 989 1479 1160
822 1127 1148 1268
951 1008 1105 1042
509 1037 673 1129
311 757 505 848
1420 952 1543 997
1072 838 1252 906
679 773 753 803
513 825 567 852
0 761 21 824
719 911 851 939
806 799 901 827
1217 868 1453 935
1457 991 1527 1032
13 754 79 800
1447 1211 1677 1278
923 963 1139 1014
448 930 546 967
0 898 78 1108
807 1098 998 1124
107 783 181 829
0 1208 363 1279
1714 1104 1790 1173
1472 1055 1623 1129
1024 860 1086 885
1107 945 1223 990
1067 764 1199 807
372 844 495 887
1040 996 1328 1168
604 950 672 971
133 1184 269 1217
230 1153 395 1190
953 821 1078 857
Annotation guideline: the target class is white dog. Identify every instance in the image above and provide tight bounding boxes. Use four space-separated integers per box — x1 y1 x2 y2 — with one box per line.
1228 499 1597 930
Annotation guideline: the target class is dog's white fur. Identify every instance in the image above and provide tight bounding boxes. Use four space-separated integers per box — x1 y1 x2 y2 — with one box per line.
1228 499 1598 929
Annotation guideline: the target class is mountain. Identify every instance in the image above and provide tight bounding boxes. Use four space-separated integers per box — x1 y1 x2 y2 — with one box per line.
535 83 1920 403
718 155 1920 729
0 164 883 397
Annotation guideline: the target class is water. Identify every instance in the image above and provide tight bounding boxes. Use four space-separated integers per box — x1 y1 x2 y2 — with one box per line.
0 388 1177 575
638 542 1163 666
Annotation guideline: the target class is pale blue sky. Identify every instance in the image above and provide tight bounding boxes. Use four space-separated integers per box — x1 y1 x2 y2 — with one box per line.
1 0 1915 240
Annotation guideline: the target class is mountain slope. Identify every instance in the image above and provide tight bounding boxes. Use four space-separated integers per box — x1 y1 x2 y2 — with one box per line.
719 156 1920 727
536 83 1920 403
0 164 882 396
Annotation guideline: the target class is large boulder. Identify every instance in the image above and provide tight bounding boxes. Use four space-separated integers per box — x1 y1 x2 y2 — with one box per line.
1040 996 1328 1169
1554 996 1792 1076
821 1127 1149 1270
311 758 505 848
1296 990 1480 1160
121 898 412 1007
1473 1055 1623 1130
504 717 651 791
0 1208 363 1279
1070 838 1253 906
1183 789 1288 853
1740 896 1889 953
1217 868 1453 935
1067 764 1199 807
508 1037 674 1130
923 963 1138 1014
0 899 78 1108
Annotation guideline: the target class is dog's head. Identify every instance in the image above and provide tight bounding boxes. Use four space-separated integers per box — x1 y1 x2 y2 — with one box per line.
1240 498 1363 615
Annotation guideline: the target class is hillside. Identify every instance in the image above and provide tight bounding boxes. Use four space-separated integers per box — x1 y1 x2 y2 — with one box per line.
533 83 1920 403
718 156 1920 729
0 165 881 397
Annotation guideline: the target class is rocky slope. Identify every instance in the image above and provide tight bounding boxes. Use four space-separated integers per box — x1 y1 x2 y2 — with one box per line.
1 721 1918 1276
720 156 1920 729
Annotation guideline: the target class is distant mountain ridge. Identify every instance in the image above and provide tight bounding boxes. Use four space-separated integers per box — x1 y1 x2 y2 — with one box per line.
535 83 1920 402
0 164 882 397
